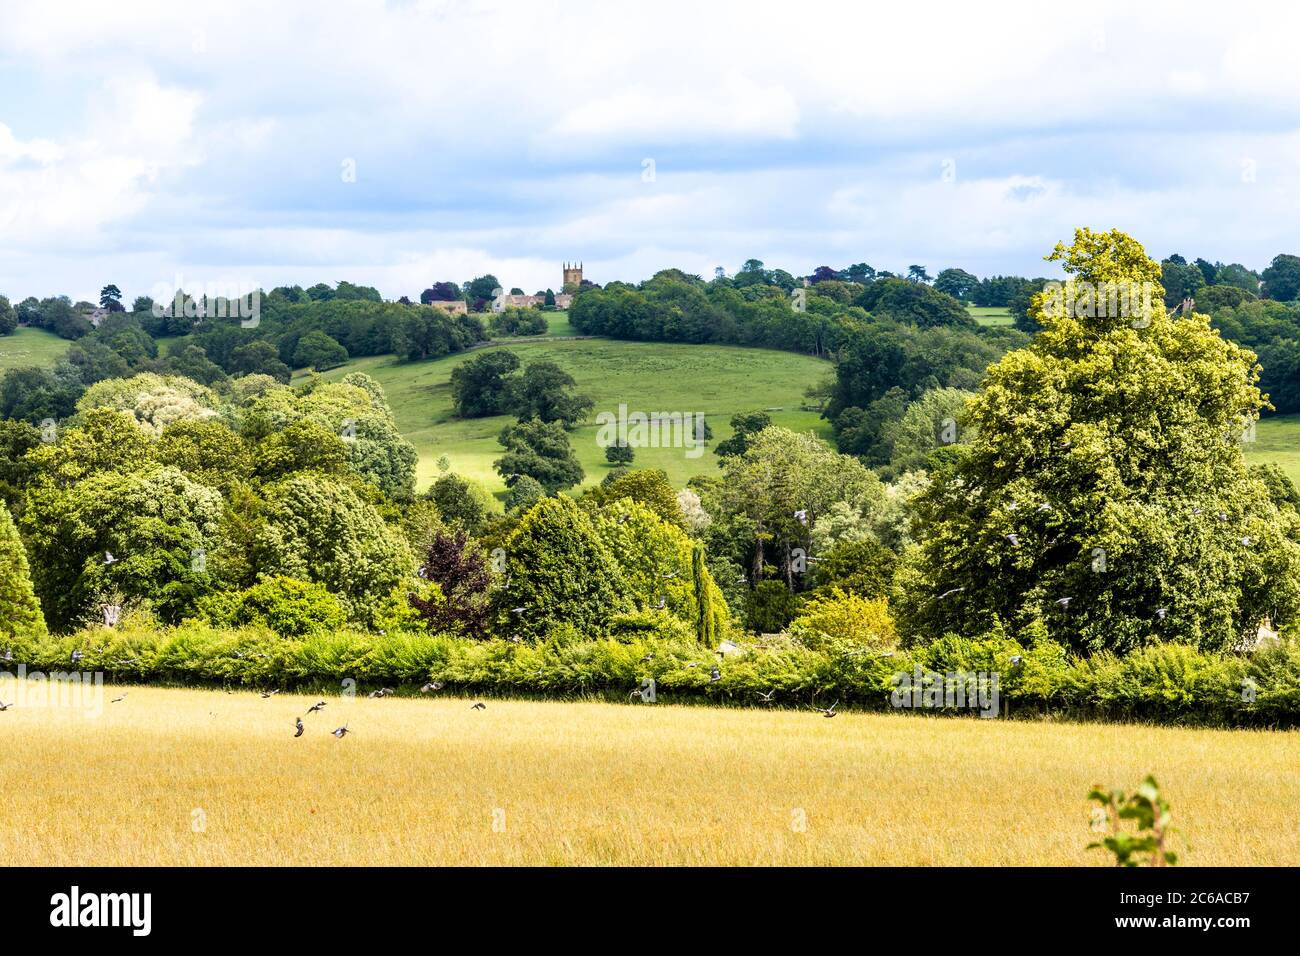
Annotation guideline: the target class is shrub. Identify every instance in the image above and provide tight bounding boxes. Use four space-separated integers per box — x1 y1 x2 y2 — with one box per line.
790 588 896 651
193 576 348 637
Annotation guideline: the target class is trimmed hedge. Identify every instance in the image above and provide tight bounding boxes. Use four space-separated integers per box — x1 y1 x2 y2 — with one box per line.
6 620 1300 727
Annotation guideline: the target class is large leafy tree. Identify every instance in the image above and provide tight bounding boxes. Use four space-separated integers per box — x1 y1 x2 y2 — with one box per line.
494 418 584 493
22 466 227 628
253 474 413 624
449 350 520 417
898 228 1300 654
1261 253 1300 302
505 360 593 427
716 426 884 587
498 495 628 640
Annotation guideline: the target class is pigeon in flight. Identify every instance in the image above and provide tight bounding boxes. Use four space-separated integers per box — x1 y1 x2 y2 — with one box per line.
420 682 444 694
1005 533 1021 546
653 596 666 610
0 701 10 712
260 689 278 699
794 509 808 524
306 701 327 714
640 654 655 662
756 690 776 704
294 718 305 738
1155 608 1169 620
367 688 393 699
110 693 127 703
815 701 839 718
70 650 84 664
104 551 117 565
331 724 350 738
510 607 526 616
1055 597 1072 608
1 649 10 662
936 587 965 601
709 667 721 683
471 702 487 710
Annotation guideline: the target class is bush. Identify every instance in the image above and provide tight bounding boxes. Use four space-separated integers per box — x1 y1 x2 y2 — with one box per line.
790 588 896 651
193 576 348 637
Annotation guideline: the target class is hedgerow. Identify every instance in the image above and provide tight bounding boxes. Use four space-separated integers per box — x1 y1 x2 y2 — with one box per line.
7 618 1300 727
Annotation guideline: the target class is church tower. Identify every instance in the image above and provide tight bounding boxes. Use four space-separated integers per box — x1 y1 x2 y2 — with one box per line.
563 261 583 290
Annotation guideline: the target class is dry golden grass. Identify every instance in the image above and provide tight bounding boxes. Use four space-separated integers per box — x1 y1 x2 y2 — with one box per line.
0 683 1295 866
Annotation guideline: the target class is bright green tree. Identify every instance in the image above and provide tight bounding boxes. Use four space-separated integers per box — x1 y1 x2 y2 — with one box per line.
898 228 1300 654
0 501 46 643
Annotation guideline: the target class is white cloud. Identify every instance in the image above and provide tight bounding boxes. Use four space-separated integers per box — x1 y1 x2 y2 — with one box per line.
5 0 1300 300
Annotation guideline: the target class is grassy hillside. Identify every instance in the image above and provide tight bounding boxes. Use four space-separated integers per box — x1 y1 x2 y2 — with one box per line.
0 326 71 370
313 332 833 493
1 684 1292 865
968 305 1014 326
1246 414 1300 488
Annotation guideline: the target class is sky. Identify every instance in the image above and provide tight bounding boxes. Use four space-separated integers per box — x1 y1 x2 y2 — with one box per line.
3 0 1300 303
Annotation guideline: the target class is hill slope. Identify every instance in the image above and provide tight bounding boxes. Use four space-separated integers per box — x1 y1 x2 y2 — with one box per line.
313 336 833 492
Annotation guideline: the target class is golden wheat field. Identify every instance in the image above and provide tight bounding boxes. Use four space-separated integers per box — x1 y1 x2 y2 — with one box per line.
0 682 1295 866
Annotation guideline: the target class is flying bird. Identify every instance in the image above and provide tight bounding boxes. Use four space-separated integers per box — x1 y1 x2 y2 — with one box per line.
794 509 808 524
1036 503 1052 513
709 667 721 683
367 688 393 699
471 702 486 710
111 693 127 703
510 607 526 616
0 701 10 712
756 690 776 704
260 689 278 699
420 682 444 694
662 572 678 579
1155 608 1169 620
815 701 839 718
70 650 84 664
103 551 117 565
306 701 327 714
936 587 965 601
331 724 350 738
1055 597 1072 608
653 597 666 610
640 654 655 662
1005 533 1020 546
294 718 304 738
